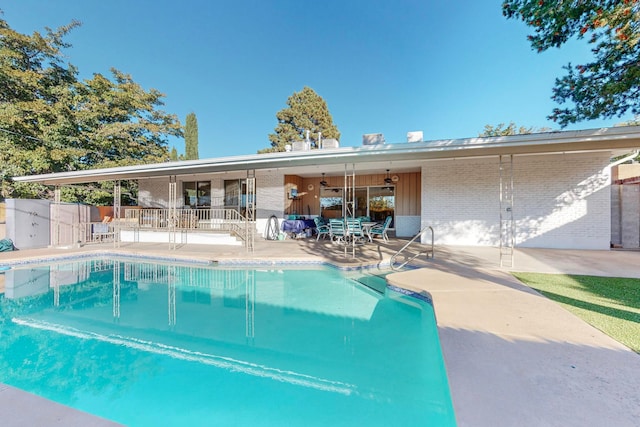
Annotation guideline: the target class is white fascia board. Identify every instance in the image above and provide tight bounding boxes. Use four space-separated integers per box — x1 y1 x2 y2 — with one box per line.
12 126 640 185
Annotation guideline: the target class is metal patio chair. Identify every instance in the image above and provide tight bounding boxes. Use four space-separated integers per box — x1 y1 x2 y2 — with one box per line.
329 219 346 244
345 218 367 245
314 217 330 241
369 216 392 242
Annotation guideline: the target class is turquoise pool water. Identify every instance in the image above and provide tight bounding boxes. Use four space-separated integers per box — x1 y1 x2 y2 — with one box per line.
0 258 456 426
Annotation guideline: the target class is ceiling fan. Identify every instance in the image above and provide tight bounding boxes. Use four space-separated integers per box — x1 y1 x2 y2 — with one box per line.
381 169 397 192
320 172 328 187
384 169 393 185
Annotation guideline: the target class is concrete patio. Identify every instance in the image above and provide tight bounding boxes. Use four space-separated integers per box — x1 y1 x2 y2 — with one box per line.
1 239 639 426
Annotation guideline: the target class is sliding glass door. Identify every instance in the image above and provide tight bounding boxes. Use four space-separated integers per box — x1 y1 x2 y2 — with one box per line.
368 186 395 227
224 179 254 217
319 186 395 227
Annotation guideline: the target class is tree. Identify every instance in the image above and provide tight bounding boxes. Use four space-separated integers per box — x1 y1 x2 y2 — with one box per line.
479 122 552 137
261 86 340 153
184 112 199 160
502 1 640 127
0 14 182 203
170 147 179 161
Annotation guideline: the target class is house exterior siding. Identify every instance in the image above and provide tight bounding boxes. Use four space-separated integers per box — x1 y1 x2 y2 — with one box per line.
422 157 500 246
139 178 171 208
256 170 286 236
422 152 611 249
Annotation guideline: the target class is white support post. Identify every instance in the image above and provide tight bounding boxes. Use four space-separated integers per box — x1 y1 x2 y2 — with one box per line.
168 176 177 250
53 185 61 247
245 170 256 252
113 181 121 248
499 155 515 268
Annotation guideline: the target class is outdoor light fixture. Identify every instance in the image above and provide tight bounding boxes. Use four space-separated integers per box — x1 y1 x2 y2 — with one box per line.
320 173 328 187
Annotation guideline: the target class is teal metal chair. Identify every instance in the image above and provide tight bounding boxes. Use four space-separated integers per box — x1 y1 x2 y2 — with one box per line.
329 219 346 243
369 216 392 242
346 218 367 244
314 217 330 241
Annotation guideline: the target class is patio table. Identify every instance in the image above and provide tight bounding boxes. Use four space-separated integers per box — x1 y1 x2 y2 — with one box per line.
360 221 378 242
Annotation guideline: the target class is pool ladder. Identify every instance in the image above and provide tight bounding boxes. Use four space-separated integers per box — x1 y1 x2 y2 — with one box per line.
390 226 434 270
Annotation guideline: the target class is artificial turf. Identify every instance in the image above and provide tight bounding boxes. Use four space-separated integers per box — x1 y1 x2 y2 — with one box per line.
512 272 640 353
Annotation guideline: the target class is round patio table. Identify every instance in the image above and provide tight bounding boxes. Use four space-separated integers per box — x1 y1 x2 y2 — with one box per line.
360 221 378 242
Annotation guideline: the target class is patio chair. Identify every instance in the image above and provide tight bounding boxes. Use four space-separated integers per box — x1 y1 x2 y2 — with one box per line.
314 217 330 241
345 218 367 244
369 216 392 242
329 219 346 243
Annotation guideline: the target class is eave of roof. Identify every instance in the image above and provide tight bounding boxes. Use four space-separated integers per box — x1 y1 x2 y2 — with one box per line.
12 125 640 185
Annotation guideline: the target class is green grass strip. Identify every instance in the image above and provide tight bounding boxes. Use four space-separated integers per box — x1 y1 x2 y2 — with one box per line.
512 272 640 353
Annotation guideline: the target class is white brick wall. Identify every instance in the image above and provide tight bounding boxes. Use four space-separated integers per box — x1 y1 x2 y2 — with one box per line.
422 157 500 246
138 178 170 207
422 152 612 249
514 153 611 249
256 170 285 237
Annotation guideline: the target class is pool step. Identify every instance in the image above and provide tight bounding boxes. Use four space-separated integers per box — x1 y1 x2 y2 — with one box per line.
351 273 389 294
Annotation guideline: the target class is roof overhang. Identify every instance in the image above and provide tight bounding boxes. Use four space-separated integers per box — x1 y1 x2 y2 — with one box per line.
13 126 640 185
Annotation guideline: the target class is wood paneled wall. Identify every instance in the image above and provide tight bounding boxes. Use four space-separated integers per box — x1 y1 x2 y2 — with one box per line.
284 172 421 216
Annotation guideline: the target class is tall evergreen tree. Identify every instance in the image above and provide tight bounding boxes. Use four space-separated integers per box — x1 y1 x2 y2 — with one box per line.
261 86 340 153
185 112 199 160
170 147 179 161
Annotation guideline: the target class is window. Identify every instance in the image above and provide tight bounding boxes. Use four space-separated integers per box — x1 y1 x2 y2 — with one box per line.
183 181 211 208
225 179 255 217
368 186 395 226
320 187 343 218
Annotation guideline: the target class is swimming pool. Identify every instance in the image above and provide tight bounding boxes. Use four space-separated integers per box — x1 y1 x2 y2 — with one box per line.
0 258 456 426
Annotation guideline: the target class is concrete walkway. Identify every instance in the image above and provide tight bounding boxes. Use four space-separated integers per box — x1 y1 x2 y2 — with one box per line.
1 241 639 426
388 247 640 427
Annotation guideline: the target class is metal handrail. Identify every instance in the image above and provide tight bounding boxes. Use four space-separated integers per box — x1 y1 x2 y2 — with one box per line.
390 225 434 270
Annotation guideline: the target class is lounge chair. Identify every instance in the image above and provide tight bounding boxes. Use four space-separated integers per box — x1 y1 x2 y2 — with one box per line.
314 217 330 241
369 216 392 242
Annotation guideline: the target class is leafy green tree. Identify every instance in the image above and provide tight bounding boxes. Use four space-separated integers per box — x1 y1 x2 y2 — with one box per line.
479 122 552 137
72 70 182 169
0 15 182 203
170 147 179 161
0 18 80 199
184 112 199 160
262 86 340 153
502 1 640 127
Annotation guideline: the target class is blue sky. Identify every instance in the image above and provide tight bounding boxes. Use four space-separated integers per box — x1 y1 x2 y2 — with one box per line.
3 1 634 159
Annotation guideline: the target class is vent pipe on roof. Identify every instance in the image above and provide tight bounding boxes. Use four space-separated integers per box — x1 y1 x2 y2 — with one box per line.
407 131 423 143
321 138 339 149
362 133 385 145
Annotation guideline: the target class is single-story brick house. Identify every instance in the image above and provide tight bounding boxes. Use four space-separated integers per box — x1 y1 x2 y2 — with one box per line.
10 126 640 254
